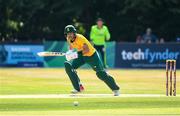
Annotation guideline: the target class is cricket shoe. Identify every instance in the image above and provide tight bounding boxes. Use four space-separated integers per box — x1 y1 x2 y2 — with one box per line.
113 90 120 96
71 89 80 94
80 84 84 91
71 84 85 94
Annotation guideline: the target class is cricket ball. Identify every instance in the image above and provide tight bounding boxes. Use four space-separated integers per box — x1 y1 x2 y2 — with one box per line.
73 101 79 106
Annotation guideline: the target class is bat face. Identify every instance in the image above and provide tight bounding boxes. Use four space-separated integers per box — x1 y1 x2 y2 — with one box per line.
37 52 65 57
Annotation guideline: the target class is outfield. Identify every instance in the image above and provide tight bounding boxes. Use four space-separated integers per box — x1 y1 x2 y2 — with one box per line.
0 68 180 115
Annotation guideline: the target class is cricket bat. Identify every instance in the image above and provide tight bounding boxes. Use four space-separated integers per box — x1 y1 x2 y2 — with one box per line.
37 52 66 57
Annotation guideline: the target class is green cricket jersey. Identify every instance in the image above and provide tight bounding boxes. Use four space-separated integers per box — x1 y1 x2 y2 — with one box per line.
90 25 110 45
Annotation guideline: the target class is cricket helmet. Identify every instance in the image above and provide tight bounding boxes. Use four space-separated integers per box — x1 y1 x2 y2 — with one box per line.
64 25 77 35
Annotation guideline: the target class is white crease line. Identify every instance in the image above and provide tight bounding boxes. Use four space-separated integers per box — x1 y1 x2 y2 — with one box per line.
0 94 178 99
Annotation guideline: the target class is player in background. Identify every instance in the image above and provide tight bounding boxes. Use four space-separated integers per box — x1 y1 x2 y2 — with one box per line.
90 18 111 68
64 25 120 96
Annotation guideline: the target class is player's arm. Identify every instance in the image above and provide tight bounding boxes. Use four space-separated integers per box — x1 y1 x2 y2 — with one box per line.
90 26 94 41
66 40 72 50
69 45 73 50
65 44 78 61
82 43 90 54
105 26 111 41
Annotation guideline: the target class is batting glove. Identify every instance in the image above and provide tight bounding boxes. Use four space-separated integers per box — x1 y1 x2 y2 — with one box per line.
65 50 78 61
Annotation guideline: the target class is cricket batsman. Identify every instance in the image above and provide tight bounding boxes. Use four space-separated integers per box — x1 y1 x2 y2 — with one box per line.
64 25 120 96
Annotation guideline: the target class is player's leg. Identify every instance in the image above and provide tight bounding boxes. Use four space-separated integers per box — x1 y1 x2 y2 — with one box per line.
103 44 108 68
64 52 85 92
100 45 105 67
84 52 120 94
94 45 99 53
94 45 106 68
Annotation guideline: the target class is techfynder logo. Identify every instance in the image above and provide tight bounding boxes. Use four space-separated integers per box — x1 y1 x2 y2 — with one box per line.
121 48 179 63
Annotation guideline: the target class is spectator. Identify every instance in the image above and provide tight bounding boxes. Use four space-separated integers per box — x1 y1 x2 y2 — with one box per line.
142 28 158 43
176 37 180 43
159 38 165 44
90 18 110 68
136 35 143 43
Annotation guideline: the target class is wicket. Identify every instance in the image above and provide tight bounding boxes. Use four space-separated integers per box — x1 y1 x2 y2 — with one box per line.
166 60 176 96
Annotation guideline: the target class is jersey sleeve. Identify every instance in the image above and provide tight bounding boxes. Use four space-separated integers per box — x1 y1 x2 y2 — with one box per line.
80 35 89 45
90 26 95 41
104 26 111 41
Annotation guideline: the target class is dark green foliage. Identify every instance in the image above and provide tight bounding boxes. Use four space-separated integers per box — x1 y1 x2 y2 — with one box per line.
0 0 180 42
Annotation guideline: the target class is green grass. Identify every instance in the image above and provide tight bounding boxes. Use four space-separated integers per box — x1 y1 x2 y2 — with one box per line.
0 68 180 115
1 97 180 115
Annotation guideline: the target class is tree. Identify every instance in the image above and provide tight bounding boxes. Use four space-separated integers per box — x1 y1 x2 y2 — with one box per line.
0 0 180 42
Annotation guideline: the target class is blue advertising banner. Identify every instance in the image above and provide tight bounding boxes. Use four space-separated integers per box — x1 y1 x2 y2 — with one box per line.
0 44 44 67
115 43 180 69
